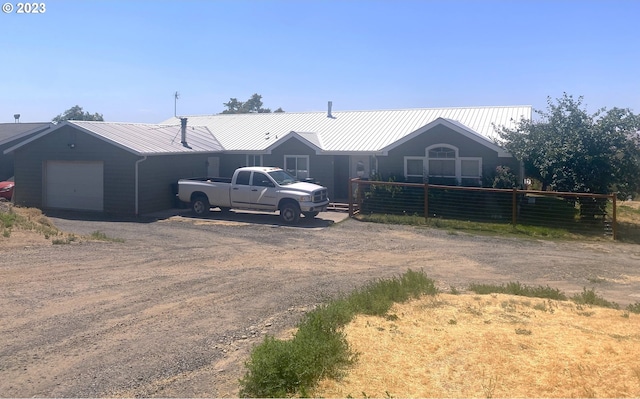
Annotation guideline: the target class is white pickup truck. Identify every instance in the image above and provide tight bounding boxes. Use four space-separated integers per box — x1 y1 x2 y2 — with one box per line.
177 166 330 224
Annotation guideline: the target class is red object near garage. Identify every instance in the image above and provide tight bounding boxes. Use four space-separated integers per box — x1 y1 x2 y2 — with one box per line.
0 177 15 200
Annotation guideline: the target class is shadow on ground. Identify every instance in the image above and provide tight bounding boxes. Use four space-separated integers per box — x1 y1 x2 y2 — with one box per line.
168 207 347 229
44 207 349 229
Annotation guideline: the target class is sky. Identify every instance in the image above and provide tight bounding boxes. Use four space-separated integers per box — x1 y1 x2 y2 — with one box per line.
1 0 639 124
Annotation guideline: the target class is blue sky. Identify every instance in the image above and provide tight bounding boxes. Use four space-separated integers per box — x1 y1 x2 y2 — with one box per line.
1 0 639 123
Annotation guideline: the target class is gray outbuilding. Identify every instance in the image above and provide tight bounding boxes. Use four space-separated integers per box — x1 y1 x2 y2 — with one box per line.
0 122 52 180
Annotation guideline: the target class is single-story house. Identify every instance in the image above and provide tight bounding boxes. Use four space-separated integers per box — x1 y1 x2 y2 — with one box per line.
161 105 531 200
6 105 531 215
5 120 222 214
0 122 52 180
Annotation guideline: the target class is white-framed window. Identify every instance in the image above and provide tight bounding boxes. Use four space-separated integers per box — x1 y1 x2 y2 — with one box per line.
285 155 309 180
460 158 481 178
427 146 456 178
403 144 483 184
404 157 425 179
246 155 263 167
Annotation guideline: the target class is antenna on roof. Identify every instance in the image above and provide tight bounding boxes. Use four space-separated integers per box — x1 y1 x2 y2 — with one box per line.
174 91 180 117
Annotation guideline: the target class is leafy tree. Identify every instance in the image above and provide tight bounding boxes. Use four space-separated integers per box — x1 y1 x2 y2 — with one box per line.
52 105 104 123
498 93 640 201
221 93 282 114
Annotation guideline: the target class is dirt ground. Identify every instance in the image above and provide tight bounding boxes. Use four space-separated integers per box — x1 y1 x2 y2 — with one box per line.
1 208 640 397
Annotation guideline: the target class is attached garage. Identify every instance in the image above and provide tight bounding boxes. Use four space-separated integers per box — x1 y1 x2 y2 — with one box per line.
6 120 223 215
44 161 104 211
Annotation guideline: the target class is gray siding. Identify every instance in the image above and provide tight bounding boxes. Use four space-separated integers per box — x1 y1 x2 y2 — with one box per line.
12 125 215 215
219 139 339 200
13 125 140 212
1 130 46 180
138 154 210 214
377 124 519 184
218 154 246 177
267 137 336 199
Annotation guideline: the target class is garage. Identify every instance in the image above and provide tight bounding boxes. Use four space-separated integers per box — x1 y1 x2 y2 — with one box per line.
45 160 104 211
7 121 223 215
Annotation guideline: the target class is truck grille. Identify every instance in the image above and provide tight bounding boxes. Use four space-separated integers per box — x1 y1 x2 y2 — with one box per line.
313 189 328 203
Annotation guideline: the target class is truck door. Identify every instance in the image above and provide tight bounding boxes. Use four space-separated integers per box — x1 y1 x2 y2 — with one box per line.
250 172 278 211
230 170 253 207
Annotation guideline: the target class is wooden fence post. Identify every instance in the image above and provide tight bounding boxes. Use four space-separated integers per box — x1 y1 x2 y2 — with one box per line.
512 188 517 227
612 194 617 240
424 183 429 222
348 178 354 218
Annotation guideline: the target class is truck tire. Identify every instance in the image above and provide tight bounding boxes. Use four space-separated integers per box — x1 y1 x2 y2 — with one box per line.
303 211 319 219
191 195 210 216
280 202 300 224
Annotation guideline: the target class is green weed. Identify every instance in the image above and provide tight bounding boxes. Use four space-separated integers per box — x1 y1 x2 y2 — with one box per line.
89 231 124 242
571 287 619 309
626 302 640 314
468 282 567 300
239 269 437 398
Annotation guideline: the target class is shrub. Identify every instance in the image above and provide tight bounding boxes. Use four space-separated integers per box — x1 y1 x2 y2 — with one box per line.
571 287 619 309
626 302 640 314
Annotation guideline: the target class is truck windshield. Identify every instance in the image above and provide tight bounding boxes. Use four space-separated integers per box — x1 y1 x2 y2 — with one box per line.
268 170 298 185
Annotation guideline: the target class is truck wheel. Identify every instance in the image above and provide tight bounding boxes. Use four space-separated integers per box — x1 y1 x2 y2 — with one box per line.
191 195 210 216
280 202 300 224
303 211 319 219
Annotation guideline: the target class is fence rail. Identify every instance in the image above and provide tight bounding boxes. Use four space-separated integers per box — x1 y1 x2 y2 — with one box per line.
348 179 617 239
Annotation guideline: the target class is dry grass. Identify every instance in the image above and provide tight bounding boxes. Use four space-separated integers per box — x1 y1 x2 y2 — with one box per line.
313 294 640 398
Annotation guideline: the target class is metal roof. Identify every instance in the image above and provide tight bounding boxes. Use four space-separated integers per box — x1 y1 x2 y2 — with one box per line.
0 123 52 145
161 106 531 153
5 121 223 155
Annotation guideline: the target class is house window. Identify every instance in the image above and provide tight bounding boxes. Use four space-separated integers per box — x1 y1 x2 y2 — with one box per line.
246 155 263 167
461 159 481 177
404 157 424 179
460 158 482 185
404 145 483 185
285 155 309 180
427 146 456 178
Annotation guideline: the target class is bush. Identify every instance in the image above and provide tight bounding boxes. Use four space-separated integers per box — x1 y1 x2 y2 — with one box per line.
491 165 519 189
571 287 619 309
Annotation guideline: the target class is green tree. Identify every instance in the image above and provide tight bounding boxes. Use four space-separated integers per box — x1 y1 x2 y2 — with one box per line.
52 105 104 123
498 93 640 200
221 93 282 114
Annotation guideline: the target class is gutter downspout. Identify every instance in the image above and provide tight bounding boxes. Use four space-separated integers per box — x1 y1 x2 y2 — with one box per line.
135 156 148 216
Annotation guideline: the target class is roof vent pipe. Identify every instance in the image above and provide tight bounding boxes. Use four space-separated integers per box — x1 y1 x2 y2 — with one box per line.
327 101 333 118
180 117 188 147
14 114 20 123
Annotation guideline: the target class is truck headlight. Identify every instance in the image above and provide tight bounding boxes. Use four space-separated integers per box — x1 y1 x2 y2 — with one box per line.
299 195 311 202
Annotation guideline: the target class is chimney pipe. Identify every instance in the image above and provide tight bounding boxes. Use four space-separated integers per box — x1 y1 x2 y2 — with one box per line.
180 117 188 147
327 101 333 118
14 114 20 123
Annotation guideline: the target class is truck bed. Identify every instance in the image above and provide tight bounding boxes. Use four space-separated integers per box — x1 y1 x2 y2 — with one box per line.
181 176 233 184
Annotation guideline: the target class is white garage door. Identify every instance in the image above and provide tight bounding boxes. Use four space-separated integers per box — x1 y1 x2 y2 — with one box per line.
45 161 104 211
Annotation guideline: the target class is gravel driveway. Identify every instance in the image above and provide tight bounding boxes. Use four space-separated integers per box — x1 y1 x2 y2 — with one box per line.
1 209 639 397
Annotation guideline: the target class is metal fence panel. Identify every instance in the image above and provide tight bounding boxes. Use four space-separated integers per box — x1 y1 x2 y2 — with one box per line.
349 179 616 239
